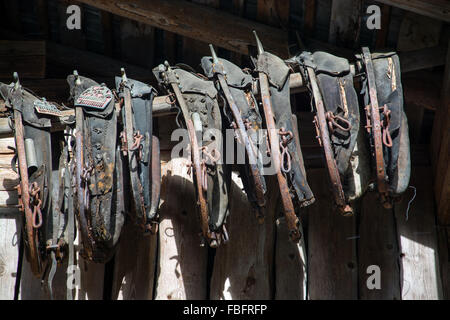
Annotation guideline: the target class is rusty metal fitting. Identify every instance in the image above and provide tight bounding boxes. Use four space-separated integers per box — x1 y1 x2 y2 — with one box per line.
325 111 352 133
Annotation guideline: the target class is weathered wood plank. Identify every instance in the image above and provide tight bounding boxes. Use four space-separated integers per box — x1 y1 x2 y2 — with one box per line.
375 4 391 49
2 0 21 33
328 0 361 48
0 137 15 154
397 12 442 52
306 168 357 299
0 190 19 207
437 226 449 299
374 0 450 23
229 0 245 65
399 45 447 73
0 41 46 79
118 19 155 69
36 0 50 39
403 70 442 112
154 158 208 300
210 174 277 300
431 42 450 171
73 0 289 57
181 0 220 68
394 167 443 300
100 11 114 55
111 221 157 300
304 0 316 34
0 215 21 299
73 240 105 300
18 234 105 300
0 167 18 191
46 41 153 78
432 41 450 225
257 0 290 28
358 192 401 300
274 217 307 300
18 254 67 300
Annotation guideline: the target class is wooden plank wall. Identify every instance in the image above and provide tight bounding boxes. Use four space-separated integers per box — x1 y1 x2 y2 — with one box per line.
0 0 448 300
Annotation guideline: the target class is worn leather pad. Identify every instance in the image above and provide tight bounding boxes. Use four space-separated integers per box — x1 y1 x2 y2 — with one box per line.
67 75 124 262
201 56 266 205
369 53 410 195
173 67 231 232
256 52 315 207
115 77 159 223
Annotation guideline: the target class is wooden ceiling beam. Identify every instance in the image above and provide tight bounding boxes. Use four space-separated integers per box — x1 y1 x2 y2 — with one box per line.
71 0 290 57
375 0 450 23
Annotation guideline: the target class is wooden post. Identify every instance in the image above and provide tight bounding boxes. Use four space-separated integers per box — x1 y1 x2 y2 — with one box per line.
154 158 208 300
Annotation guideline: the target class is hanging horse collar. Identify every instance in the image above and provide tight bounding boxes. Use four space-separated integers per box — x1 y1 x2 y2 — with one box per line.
253 32 302 242
306 67 353 216
156 62 224 248
208 44 266 215
360 47 390 205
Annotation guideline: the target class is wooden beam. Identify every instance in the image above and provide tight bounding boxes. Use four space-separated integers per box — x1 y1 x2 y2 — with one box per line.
71 0 289 58
375 0 450 23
